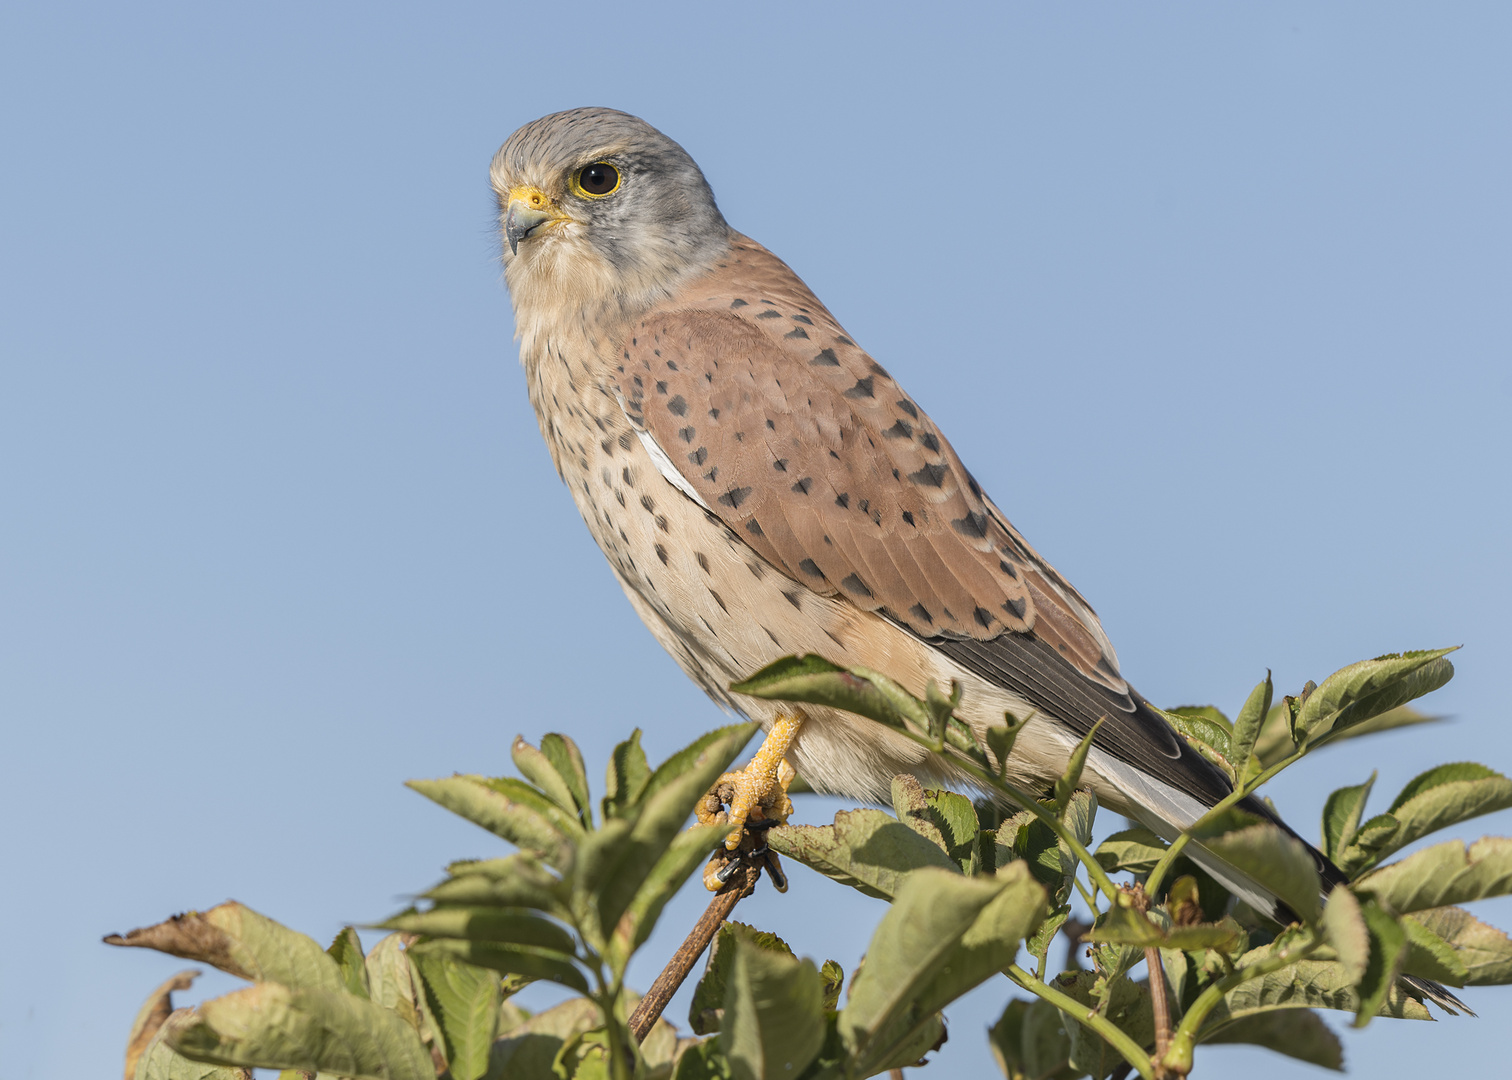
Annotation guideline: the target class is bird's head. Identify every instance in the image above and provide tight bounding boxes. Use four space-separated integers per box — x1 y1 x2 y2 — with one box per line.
492 108 731 322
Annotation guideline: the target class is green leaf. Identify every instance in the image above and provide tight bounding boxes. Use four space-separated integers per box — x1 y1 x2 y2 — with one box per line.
925 787 982 874
1054 719 1104 815
998 811 1069 902
551 1028 614 1080
911 861 1047 1017
1336 813 1402 878
490 998 604 1079
127 971 209 1080
1319 885 1369 985
690 923 798 1037
819 959 845 1011
423 854 566 915
587 724 756 939
382 907 575 955
1378 763 1512 857
407 775 576 868
1050 970 1153 1080
1250 702 1297 769
1353 899 1408 1026
1409 907 1512 985
1087 893 1163 947
891 774 945 849
607 824 731 975
1399 914 1470 986
1201 943 1430 1026
1229 674 1274 776
1329 703 1444 742
511 736 583 823
1158 707 1234 781
135 1011 252 1080
1162 918 1247 953
1197 822 1321 925
1198 1009 1342 1071
411 952 501 1080
768 808 959 901
1165 705 1233 760
104 903 346 994
1026 908 1070 978
1060 790 1097 878
1321 774 1376 864
1166 704 1232 733
840 867 1042 1073
989 998 1075 1080
671 1038 735 1080
1295 648 1457 746
985 710 1033 780
719 935 825 1080
166 983 435 1080
327 927 370 999
636 723 758 812
1338 764 1512 878
1094 828 1168 875
409 938 590 996
602 729 651 821
362 933 433 1038
731 655 925 733
1355 837 1512 913
541 733 593 828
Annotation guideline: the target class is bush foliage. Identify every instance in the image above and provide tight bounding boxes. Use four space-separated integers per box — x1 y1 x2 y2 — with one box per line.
110 646 1512 1079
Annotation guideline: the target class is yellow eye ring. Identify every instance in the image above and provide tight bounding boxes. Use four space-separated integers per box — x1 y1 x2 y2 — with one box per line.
573 161 621 198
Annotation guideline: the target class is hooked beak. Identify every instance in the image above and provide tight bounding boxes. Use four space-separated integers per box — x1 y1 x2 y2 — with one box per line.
505 185 567 254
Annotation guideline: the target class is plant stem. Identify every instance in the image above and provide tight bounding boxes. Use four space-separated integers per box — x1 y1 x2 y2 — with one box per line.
1160 931 1321 1074
1144 947 1173 1077
627 859 761 1042
1006 964 1155 1080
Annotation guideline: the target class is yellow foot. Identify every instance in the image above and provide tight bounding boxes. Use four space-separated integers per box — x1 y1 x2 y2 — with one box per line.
697 712 803 890
698 710 810 889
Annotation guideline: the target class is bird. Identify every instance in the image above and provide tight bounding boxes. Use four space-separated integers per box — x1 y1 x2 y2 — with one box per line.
491 106 1459 1011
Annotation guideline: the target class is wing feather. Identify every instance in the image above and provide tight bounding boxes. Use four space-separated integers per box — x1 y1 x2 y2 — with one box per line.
615 236 1126 694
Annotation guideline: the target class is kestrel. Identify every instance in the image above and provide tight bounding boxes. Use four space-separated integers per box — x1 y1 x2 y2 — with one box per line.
488 108 1402 944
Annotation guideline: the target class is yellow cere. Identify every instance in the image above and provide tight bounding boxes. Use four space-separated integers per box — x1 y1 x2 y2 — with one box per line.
507 184 556 211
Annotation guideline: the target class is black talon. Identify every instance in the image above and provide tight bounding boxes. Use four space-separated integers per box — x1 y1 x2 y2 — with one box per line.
762 853 789 892
715 853 745 884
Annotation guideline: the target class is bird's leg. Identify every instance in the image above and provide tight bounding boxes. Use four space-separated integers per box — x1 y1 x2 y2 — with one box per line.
697 710 804 856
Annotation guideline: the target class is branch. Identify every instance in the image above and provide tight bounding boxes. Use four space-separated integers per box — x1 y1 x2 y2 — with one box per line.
627 859 762 1042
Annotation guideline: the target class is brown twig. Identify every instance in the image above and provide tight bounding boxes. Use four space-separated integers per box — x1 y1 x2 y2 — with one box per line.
1144 945 1173 1076
628 859 762 1042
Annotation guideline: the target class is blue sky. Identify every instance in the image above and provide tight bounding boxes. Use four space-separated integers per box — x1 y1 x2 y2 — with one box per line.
2 3 1509 1077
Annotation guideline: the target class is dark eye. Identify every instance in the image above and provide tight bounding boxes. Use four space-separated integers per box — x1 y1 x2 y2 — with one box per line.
576 162 621 197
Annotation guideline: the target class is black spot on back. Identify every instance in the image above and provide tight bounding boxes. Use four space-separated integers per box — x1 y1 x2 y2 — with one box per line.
952 511 988 538
909 463 950 487
840 573 873 598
